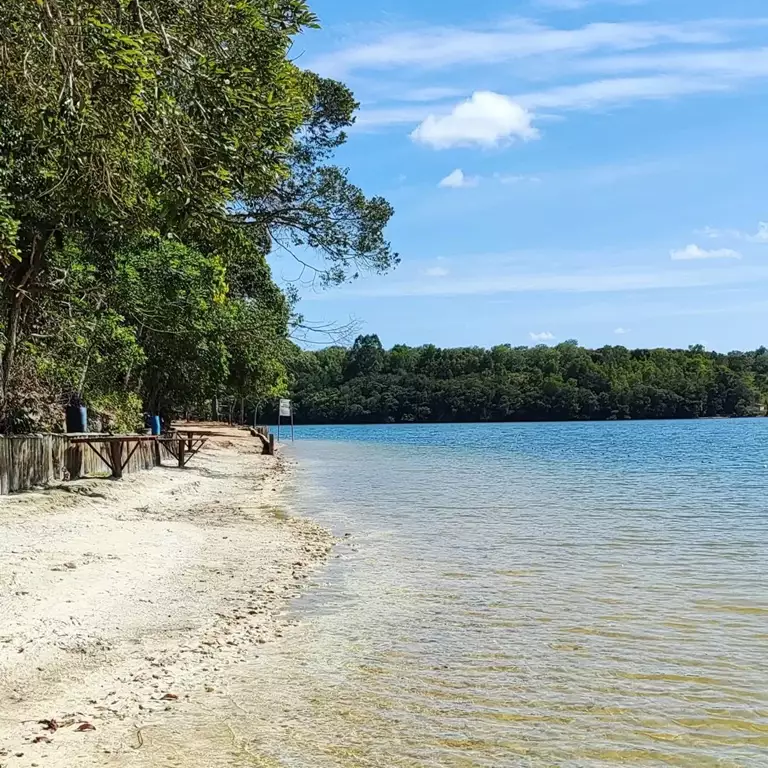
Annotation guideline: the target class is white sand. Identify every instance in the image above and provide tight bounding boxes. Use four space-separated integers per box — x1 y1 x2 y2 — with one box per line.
0 439 332 767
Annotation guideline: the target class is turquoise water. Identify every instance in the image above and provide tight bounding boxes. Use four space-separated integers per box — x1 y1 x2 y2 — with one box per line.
256 421 768 767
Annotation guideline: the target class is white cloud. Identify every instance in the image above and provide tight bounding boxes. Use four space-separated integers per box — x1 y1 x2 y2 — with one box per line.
614 327 630 334
670 243 742 261
424 266 450 277
530 331 555 342
412 91 539 149
438 169 479 188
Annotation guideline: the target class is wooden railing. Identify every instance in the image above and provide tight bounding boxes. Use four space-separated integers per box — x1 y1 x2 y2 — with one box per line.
0 434 174 495
0 424 273 495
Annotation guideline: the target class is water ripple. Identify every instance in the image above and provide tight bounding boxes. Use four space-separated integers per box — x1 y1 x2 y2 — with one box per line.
241 422 768 767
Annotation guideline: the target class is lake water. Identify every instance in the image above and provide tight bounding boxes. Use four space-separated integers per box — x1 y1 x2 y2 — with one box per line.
253 421 768 767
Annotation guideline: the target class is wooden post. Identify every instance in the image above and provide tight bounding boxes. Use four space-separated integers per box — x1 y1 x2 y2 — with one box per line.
178 438 186 468
109 440 123 479
153 438 161 467
269 433 275 456
290 406 294 442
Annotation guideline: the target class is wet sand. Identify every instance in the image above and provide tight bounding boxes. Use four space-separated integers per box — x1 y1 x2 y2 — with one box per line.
0 433 332 767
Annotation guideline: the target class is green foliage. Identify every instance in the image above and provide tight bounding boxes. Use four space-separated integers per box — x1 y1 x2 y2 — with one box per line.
89 391 144 434
113 239 232 413
288 338 768 424
0 0 398 431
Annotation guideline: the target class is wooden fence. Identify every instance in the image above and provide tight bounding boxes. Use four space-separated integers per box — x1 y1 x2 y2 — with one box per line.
0 434 175 495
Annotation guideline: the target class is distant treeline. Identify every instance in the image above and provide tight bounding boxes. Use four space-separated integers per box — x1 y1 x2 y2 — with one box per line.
286 335 768 423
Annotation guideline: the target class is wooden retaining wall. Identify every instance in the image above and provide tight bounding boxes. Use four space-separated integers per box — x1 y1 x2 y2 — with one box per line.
0 434 175 495
0 435 66 495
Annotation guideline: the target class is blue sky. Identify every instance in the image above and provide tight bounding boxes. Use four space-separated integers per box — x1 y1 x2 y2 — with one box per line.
274 0 768 351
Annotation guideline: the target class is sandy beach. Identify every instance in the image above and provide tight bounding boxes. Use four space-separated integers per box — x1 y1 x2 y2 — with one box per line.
0 433 333 767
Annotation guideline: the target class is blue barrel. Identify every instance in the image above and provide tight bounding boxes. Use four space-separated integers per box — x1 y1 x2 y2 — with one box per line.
65 405 88 433
150 415 161 435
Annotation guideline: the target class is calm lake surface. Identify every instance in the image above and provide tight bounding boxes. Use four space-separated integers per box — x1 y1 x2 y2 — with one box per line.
253 421 768 767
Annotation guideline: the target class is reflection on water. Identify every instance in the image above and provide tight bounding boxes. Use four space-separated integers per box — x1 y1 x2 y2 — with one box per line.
242 422 768 767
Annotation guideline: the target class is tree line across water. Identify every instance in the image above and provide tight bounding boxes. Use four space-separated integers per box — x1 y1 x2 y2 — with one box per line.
285 335 768 423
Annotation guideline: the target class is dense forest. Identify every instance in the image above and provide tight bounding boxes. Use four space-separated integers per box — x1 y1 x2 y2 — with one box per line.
287 335 768 423
0 0 396 433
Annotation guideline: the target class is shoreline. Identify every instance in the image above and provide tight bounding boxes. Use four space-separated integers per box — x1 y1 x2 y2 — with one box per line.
0 437 333 767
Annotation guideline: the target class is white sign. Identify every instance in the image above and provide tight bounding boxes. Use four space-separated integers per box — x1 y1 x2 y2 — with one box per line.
279 398 291 417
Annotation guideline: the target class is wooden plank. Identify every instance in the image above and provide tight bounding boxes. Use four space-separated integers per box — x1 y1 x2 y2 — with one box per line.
0 438 9 495
51 436 66 481
85 440 114 471
109 441 123 478
65 442 83 480
121 440 142 472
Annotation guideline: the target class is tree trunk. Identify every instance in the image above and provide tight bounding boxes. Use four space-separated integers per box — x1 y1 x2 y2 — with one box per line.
76 299 105 397
1 232 50 408
240 397 245 425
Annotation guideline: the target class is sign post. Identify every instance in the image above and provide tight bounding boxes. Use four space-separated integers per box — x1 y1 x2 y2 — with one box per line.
278 398 293 442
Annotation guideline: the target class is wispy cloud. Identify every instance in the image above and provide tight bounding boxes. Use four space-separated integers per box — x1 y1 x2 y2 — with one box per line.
401 87 466 103
424 266 450 277
309 18 734 77
306 263 768 300
412 91 539 149
437 169 542 187
530 331 555 341
575 47 768 79
517 75 730 111
670 243 742 261
700 222 768 243
614 326 630 334
318 15 768 137
438 169 479 188
494 173 542 184
537 0 647 8
355 74 748 132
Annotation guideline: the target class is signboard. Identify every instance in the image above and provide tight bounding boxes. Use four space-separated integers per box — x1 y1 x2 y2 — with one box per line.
277 398 294 442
